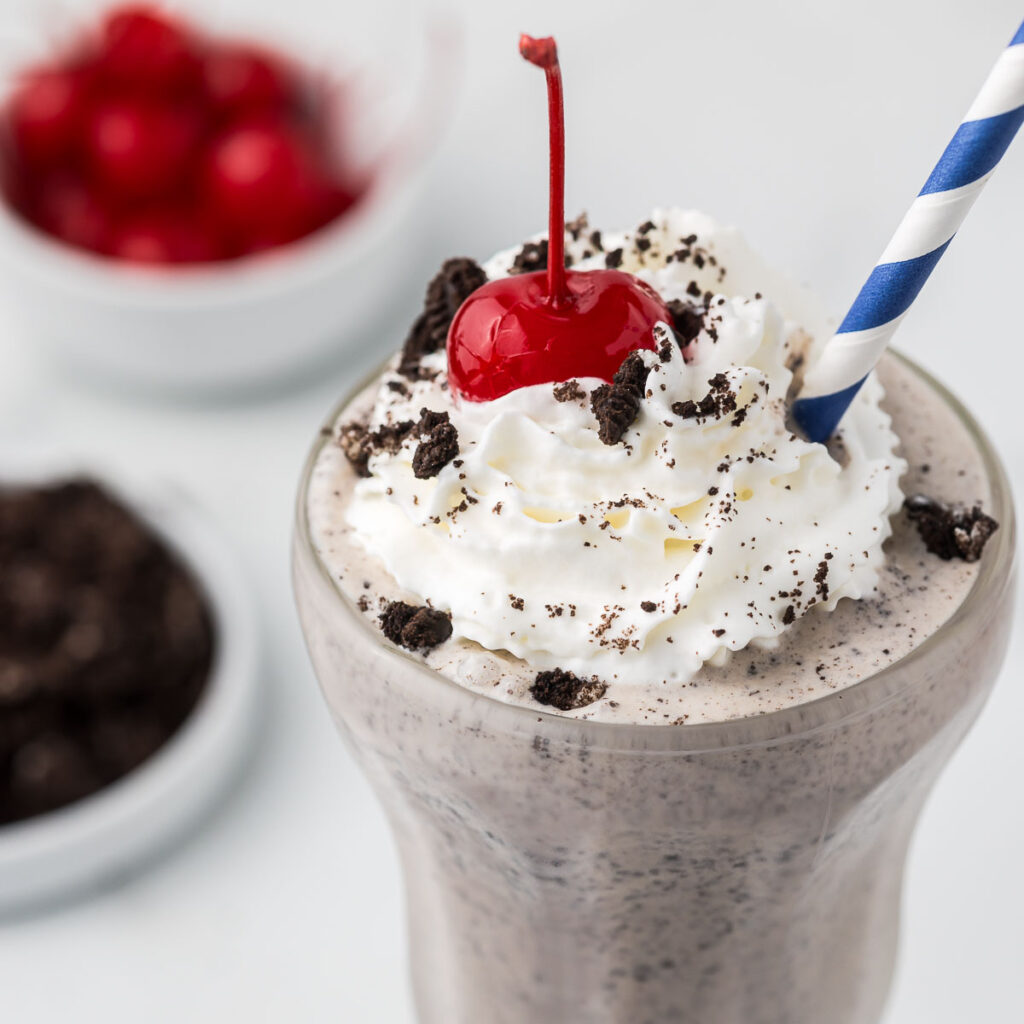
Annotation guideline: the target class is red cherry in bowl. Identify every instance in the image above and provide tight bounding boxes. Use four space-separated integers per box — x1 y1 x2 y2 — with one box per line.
202 45 295 117
203 122 335 237
8 68 88 167
447 35 670 403
97 5 199 92
108 211 227 264
33 172 112 252
85 99 203 199
449 269 665 402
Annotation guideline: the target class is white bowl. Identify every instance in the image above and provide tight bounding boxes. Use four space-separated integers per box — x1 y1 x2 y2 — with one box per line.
0 458 259 915
0 0 454 397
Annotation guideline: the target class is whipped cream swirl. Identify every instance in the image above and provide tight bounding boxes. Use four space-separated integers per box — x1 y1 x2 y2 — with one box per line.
344 209 905 686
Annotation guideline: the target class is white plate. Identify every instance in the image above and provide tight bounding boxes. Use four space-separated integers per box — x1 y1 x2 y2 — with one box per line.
0 457 260 915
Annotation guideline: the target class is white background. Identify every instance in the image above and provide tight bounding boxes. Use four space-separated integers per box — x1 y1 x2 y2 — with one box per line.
1 1 1022 1021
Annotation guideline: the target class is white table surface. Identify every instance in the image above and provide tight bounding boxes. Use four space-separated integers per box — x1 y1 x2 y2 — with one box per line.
1 1 1022 1020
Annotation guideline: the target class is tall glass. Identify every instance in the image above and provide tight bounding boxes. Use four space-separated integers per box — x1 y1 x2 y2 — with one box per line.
292 355 1015 1024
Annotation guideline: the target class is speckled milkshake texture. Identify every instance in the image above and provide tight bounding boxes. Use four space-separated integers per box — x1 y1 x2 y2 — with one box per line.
294 357 1015 1024
308 355 987 724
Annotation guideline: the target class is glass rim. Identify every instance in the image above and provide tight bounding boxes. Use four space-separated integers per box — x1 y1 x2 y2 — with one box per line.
293 350 1016 752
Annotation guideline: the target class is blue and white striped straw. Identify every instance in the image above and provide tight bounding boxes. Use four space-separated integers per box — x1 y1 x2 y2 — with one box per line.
793 20 1024 443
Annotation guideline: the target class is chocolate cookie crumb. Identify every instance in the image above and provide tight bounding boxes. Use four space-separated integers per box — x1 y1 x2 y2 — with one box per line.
338 421 372 477
671 375 738 422
666 299 704 347
373 420 416 454
412 416 459 479
640 601 657 613
613 351 651 395
511 240 547 274
400 258 487 377
511 237 573 275
379 601 452 651
782 604 796 625
904 494 999 562
590 383 640 445
553 380 586 403
531 669 607 711
653 323 675 362
589 349 654 445
605 247 624 269
343 418 420 475
565 212 589 241
813 560 830 602
415 407 450 435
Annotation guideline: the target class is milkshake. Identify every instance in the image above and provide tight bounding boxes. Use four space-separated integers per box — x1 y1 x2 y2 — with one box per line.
293 208 1013 1023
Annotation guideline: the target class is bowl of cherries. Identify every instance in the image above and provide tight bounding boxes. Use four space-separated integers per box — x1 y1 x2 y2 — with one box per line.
0 2 442 394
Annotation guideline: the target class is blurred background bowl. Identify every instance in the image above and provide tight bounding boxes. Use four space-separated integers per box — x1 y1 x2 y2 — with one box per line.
0 449 259 915
0 0 456 397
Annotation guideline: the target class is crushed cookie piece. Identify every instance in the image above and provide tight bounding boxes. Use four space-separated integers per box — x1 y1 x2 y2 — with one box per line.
373 421 416 453
337 422 371 477
339 419 416 476
613 351 651 394
553 380 586 403
565 212 588 240
400 258 487 377
640 601 657 613
604 247 624 269
671 375 738 422
590 349 655 445
511 237 573 274
590 382 640 445
814 560 830 601
415 407 449 435
666 298 704 348
904 495 998 562
530 669 607 711
653 322 674 362
782 604 796 625
412 417 459 479
379 601 452 651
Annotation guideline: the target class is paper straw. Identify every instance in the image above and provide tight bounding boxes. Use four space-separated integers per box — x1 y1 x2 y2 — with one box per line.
792 20 1024 443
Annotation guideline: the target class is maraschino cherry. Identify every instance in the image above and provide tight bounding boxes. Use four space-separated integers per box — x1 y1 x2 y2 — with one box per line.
447 35 670 403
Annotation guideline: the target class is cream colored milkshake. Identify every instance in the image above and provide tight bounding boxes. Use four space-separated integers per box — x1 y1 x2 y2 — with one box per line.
293 211 1014 1023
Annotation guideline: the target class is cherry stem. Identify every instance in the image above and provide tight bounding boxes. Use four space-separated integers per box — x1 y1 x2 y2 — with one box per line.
519 34 569 310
